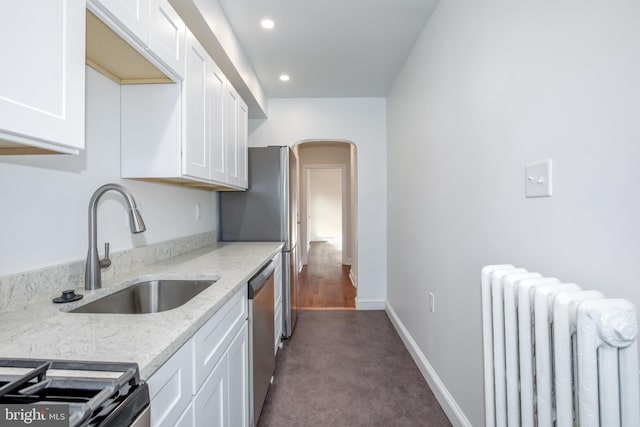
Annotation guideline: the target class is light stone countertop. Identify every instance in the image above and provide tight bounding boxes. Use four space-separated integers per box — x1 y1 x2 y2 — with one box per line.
0 242 282 380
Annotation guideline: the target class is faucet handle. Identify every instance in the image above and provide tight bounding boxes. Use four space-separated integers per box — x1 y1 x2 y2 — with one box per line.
100 242 112 269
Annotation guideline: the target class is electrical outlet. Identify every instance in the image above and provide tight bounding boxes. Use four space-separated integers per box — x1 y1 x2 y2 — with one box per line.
429 292 435 313
195 203 202 220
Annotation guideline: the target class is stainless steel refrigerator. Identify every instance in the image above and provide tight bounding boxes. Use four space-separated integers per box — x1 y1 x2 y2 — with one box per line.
219 146 299 338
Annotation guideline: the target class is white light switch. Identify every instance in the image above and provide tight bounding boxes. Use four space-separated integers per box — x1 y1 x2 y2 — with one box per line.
525 159 552 198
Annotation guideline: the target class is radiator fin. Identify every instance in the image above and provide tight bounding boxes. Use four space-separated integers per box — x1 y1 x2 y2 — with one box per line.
482 265 640 427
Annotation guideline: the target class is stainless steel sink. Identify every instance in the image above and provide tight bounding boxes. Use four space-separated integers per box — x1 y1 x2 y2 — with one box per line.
70 279 216 314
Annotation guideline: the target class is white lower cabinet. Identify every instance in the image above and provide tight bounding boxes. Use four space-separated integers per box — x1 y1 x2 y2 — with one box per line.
147 342 193 427
194 352 228 427
192 286 247 392
175 404 194 427
194 322 248 427
148 287 249 427
274 304 282 356
227 322 249 427
273 252 283 355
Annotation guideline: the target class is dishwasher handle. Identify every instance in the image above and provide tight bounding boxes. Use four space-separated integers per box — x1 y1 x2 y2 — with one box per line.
248 260 275 299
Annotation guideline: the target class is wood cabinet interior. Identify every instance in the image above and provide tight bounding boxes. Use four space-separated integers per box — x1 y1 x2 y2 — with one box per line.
0 141 61 155
137 177 242 191
86 10 173 85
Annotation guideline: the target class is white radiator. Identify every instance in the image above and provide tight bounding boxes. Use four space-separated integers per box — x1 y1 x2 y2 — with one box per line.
482 265 640 427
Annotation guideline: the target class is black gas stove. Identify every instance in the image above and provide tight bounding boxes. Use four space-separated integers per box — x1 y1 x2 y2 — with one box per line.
0 358 149 426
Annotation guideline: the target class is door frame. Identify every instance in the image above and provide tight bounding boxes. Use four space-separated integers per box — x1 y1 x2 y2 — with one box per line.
301 163 348 265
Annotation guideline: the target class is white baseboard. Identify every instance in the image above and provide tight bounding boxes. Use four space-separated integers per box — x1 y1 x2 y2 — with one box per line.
385 302 472 427
355 298 385 310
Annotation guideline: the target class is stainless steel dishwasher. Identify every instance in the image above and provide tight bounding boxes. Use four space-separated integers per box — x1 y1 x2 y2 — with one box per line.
248 260 275 427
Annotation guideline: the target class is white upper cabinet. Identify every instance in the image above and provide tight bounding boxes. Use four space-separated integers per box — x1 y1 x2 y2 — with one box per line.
183 31 209 180
148 0 185 80
0 0 85 154
183 31 229 183
87 0 246 189
89 0 149 46
121 29 248 190
224 83 249 189
88 0 184 82
237 97 249 189
182 29 234 186
224 83 239 187
209 62 227 184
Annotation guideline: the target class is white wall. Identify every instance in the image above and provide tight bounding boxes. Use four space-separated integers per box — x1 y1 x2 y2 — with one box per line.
249 97 387 307
308 168 342 242
0 67 216 277
387 1 640 425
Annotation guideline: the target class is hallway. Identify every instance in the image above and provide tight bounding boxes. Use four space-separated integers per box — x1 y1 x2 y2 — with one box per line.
257 311 452 426
298 241 356 309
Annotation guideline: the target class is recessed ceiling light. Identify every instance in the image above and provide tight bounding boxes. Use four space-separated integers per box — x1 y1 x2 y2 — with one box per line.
279 74 290 82
260 19 275 30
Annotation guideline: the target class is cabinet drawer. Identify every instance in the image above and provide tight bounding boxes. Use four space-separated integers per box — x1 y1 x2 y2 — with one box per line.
147 342 193 427
193 287 247 393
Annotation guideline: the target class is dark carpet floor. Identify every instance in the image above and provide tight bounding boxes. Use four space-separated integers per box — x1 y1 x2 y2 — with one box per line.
257 311 452 427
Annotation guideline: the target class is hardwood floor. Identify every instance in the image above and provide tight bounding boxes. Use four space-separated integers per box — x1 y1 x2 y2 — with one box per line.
297 241 356 309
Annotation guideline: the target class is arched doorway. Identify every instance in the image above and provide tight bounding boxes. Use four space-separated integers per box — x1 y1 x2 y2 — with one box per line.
294 140 358 309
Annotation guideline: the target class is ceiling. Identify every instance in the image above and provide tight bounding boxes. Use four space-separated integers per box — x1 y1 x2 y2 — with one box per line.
217 0 440 99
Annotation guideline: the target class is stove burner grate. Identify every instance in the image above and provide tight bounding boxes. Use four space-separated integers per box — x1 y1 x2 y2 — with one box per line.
0 358 148 427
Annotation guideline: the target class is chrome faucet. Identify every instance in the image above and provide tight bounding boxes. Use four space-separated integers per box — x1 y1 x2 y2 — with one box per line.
85 183 146 291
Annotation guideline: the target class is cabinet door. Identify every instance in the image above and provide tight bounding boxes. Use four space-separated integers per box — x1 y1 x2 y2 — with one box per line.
175 403 194 427
274 304 283 356
194 322 249 427
194 356 228 427
273 252 283 354
228 322 249 427
224 83 239 186
237 97 249 189
209 62 227 184
183 30 210 179
0 0 85 153
193 287 247 393
90 0 149 46
148 0 185 80
147 342 193 427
